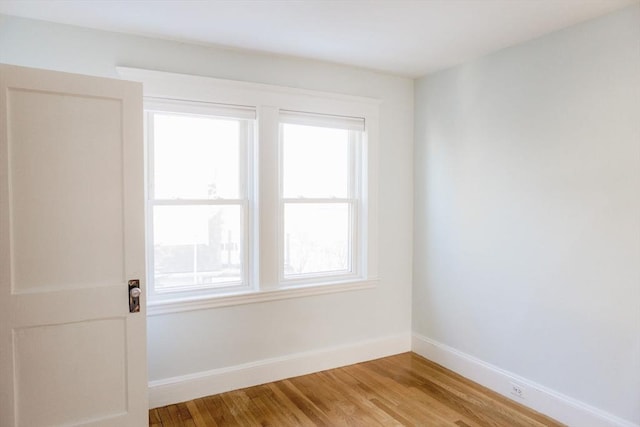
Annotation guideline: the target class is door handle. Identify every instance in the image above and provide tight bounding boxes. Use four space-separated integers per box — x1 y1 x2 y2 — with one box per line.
128 279 141 313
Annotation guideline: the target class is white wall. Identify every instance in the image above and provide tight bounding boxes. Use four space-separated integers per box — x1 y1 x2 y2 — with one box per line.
414 5 640 425
0 14 413 393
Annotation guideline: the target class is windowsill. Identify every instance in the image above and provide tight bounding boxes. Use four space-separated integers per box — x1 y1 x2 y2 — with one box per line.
146 278 379 316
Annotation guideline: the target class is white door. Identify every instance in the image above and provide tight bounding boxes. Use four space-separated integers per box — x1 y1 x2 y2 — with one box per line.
0 64 147 426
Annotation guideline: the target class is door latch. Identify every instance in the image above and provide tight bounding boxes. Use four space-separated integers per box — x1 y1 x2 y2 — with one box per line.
128 279 141 313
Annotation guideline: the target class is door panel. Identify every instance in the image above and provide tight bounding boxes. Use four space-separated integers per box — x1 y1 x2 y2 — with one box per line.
14 319 127 426
9 88 125 293
0 64 147 426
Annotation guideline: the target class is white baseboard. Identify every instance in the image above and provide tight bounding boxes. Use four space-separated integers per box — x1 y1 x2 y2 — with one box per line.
149 333 412 409
412 333 638 427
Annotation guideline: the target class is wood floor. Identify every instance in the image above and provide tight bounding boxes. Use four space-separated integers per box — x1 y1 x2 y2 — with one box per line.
149 352 563 426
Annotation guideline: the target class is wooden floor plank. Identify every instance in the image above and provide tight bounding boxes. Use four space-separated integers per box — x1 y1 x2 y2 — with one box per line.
376 355 547 427
400 354 553 427
202 394 238 426
264 382 317 426
410 354 557 427
274 379 335 426
307 371 386 426
288 372 374 426
247 388 291 426
149 408 163 427
346 361 469 425
150 352 564 426
368 358 500 426
220 390 263 426
190 398 219 427
318 369 402 426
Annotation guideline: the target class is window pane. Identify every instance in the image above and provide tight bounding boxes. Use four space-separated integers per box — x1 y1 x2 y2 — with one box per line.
153 113 244 199
282 124 349 198
284 203 350 277
153 205 243 291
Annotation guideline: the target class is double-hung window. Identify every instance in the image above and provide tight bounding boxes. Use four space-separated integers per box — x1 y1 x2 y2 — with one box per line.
280 112 364 283
146 100 255 298
120 67 379 312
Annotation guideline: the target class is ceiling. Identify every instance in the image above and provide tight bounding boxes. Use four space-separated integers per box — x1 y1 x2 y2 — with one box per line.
0 0 637 77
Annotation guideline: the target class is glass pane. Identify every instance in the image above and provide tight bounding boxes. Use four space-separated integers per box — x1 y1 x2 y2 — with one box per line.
284 203 350 277
282 123 349 198
153 205 243 291
153 113 244 199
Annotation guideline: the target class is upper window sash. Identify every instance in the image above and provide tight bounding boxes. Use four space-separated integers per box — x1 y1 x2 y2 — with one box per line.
145 99 255 203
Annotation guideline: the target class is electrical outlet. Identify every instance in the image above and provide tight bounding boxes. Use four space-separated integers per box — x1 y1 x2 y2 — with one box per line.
510 382 525 399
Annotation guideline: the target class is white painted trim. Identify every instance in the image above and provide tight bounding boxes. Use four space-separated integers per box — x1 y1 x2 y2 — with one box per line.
148 278 378 315
116 67 381 113
412 333 639 427
148 332 411 409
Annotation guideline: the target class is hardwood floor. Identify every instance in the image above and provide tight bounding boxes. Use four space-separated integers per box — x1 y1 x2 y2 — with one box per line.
149 352 563 426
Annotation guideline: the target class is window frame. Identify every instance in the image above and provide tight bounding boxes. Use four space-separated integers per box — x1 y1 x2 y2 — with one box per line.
117 67 380 315
278 118 363 286
144 99 256 302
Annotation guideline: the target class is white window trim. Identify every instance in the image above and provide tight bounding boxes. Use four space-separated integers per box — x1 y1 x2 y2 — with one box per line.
117 67 380 315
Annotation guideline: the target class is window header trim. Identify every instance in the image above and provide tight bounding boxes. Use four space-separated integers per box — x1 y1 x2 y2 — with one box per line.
117 66 380 120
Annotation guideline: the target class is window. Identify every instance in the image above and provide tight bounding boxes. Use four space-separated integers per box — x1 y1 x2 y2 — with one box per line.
146 99 255 299
280 112 364 283
120 67 379 312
